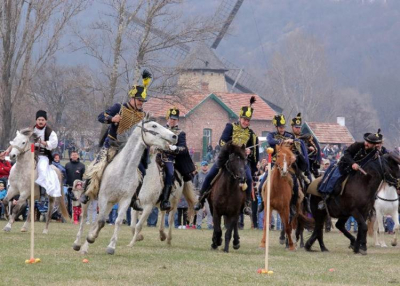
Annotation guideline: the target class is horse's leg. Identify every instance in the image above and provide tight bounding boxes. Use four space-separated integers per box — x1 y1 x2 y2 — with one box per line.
391 208 399 247
4 198 27 232
128 205 153 247
305 196 326 252
282 209 295 251
106 198 131 255
73 202 88 251
211 213 222 250
351 211 368 255
279 226 286 245
159 210 167 241
335 217 355 250
86 199 113 244
232 219 240 250
130 209 139 236
167 208 176 245
21 200 30 232
376 210 387 247
223 216 235 253
43 196 55 234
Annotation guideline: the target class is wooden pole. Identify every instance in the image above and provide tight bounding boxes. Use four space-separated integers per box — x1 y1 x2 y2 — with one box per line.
30 143 35 260
264 151 272 271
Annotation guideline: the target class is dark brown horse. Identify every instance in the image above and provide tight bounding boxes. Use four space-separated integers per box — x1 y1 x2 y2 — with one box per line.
305 152 400 254
207 142 247 253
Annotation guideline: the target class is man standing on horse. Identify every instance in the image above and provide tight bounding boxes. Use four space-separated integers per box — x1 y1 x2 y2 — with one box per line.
290 113 321 178
34 110 61 198
318 129 384 209
80 70 152 211
195 96 259 216
155 107 195 211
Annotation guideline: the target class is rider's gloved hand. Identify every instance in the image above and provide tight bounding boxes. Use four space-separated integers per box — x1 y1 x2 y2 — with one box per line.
169 145 177 151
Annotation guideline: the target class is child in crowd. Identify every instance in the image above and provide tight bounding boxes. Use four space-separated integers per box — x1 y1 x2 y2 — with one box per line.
177 195 188 229
0 181 7 219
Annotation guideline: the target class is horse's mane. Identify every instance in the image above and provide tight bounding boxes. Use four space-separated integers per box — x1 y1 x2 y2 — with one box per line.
217 141 246 166
20 128 39 142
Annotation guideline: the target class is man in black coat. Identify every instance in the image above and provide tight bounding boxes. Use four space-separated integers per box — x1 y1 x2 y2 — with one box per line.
65 151 85 216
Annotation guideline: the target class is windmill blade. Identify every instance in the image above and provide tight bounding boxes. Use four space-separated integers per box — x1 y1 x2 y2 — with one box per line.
210 0 245 49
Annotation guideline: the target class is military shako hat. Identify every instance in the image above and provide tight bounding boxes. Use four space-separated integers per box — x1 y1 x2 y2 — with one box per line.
166 107 179 120
128 70 152 102
239 96 256 120
273 114 286 127
36 110 47 120
291 113 302 127
364 129 383 144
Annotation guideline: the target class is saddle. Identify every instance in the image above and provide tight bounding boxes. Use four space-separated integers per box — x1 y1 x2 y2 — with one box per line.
307 175 349 197
155 153 182 188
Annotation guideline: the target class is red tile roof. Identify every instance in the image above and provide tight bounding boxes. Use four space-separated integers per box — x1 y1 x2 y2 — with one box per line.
305 122 355 144
144 92 275 120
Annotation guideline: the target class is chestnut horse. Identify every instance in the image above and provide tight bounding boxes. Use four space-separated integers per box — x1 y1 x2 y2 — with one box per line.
260 145 313 251
207 142 247 253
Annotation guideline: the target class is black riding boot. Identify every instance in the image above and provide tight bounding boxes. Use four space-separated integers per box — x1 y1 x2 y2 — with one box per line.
243 193 252 216
160 185 172 211
194 187 208 211
290 177 299 220
130 182 143 211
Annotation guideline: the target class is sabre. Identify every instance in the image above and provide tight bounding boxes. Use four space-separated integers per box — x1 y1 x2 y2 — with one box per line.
358 167 368 176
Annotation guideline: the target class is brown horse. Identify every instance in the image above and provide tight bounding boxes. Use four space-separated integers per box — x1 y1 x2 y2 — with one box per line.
305 151 400 254
207 142 247 253
260 145 313 251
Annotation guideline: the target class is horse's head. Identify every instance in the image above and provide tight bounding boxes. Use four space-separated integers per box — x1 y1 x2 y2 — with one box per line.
218 141 247 183
9 128 38 160
275 145 296 177
140 113 177 150
382 151 400 189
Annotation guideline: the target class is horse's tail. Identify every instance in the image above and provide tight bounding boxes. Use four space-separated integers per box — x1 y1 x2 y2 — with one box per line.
59 181 71 223
367 214 376 237
297 207 315 229
183 181 197 225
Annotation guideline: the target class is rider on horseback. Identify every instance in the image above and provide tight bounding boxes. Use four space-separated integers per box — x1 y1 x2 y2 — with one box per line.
258 114 307 219
318 129 384 209
290 113 321 178
194 96 259 216
80 70 152 210
155 107 195 211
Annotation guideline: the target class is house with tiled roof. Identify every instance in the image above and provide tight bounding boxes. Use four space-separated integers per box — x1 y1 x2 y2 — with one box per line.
301 119 355 147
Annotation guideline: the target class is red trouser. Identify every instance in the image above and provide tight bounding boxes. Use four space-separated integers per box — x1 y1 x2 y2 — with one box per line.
73 206 82 223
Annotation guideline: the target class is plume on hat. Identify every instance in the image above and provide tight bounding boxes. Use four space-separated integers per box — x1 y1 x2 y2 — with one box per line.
250 96 256 107
142 69 152 88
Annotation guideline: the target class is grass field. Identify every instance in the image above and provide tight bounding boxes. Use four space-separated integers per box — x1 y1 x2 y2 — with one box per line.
0 219 399 286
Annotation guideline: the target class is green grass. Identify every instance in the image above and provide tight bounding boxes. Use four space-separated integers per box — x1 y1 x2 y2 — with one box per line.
0 219 399 286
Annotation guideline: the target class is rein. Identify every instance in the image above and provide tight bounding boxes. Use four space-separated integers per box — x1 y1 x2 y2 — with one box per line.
137 119 160 147
224 153 244 181
376 194 400 202
10 144 30 156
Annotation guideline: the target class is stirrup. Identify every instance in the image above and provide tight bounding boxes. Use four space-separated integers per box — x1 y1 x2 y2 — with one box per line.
160 201 171 211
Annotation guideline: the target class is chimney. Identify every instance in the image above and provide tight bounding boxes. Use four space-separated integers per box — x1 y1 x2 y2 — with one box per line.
201 82 209 93
337 117 345 126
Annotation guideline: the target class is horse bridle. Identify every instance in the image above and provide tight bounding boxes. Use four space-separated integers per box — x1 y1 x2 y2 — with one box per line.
137 119 161 148
10 143 30 156
275 153 289 177
225 153 245 181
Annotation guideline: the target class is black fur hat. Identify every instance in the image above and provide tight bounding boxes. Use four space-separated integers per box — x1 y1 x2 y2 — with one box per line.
36 110 47 120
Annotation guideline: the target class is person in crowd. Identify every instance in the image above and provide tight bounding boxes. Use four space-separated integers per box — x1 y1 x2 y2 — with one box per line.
65 151 85 217
72 180 84 225
52 153 66 184
147 207 159 227
108 203 118 225
0 180 7 219
345 216 358 233
0 151 11 186
193 161 212 230
177 194 189 229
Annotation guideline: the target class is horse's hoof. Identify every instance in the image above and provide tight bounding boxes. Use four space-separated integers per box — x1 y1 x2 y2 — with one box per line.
211 244 218 250
3 226 11 232
42 229 48 235
279 239 285 245
106 247 115 255
73 244 81 251
300 243 305 248
359 249 367 255
80 250 88 255
381 244 388 248
223 249 229 253
21 228 27 233
233 243 240 250
321 247 329 252
86 237 95 244
160 232 166 241
391 241 397 247
289 247 296 252
137 234 144 241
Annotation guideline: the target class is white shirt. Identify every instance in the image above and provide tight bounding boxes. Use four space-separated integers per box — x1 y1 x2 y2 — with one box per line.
34 126 58 151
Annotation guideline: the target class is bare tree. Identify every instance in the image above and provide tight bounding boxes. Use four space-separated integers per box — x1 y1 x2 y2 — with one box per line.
0 0 86 148
267 30 335 121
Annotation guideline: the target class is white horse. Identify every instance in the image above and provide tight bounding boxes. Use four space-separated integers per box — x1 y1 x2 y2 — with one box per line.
73 114 177 255
369 182 399 247
3 129 69 234
128 152 196 248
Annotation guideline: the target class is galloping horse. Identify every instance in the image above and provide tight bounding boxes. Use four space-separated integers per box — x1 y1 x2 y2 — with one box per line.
3 129 69 234
259 145 312 251
207 142 247 253
73 114 177 255
368 181 399 248
305 151 400 254
128 151 196 248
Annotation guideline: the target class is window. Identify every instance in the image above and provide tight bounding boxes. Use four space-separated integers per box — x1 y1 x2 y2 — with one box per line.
203 128 212 145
